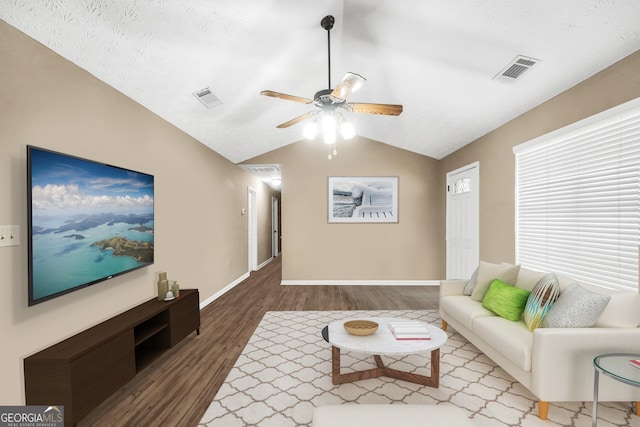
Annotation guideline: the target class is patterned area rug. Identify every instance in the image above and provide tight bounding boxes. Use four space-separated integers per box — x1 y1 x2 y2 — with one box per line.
198 310 639 427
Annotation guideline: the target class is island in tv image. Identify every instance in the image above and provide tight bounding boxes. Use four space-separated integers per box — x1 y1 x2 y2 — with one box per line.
28 146 154 304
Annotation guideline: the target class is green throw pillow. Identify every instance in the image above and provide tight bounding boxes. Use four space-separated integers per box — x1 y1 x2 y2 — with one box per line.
482 279 531 322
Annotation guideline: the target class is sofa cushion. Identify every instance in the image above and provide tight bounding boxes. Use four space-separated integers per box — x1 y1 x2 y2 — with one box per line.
543 283 610 328
482 279 531 322
313 404 473 427
594 292 640 327
440 295 494 331
473 316 533 371
523 273 560 331
470 261 521 302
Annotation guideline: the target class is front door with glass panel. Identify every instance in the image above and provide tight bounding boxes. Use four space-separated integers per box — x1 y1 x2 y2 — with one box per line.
446 162 479 280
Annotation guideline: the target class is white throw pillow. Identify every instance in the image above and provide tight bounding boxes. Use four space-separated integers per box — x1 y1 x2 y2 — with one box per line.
470 261 521 302
543 283 610 328
595 293 640 327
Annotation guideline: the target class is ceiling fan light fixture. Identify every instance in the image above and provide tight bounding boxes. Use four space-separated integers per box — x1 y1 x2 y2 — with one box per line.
303 119 318 140
322 114 337 145
323 130 336 146
340 120 356 140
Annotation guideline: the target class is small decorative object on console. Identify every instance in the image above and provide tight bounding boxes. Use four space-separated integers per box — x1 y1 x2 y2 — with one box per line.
157 272 168 301
171 281 180 297
344 320 378 336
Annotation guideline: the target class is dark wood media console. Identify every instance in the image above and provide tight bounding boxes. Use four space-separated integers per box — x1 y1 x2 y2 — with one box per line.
24 289 200 426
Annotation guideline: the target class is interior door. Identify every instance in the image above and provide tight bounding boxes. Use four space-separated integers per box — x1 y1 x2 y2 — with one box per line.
446 162 479 280
248 187 258 271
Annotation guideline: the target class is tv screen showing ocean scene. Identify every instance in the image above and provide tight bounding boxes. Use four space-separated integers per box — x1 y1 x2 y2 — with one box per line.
27 146 154 306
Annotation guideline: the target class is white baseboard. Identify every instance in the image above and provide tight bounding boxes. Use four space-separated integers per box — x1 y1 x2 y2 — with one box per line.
280 280 440 286
200 257 274 309
256 257 273 270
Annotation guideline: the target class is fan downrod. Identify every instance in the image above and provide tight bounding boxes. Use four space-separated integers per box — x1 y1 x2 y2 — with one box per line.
321 15 335 89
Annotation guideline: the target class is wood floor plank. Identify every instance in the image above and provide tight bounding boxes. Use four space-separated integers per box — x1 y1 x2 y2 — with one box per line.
78 256 440 426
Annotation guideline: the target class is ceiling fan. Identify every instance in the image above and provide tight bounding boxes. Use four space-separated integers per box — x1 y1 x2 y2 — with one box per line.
260 15 403 131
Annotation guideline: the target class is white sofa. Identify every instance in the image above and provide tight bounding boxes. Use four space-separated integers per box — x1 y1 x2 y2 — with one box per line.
439 265 640 420
313 404 473 427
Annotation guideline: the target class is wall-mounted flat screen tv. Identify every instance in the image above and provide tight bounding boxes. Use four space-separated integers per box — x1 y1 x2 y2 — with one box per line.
27 146 154 306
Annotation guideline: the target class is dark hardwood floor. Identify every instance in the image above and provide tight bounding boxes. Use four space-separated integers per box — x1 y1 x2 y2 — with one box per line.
78 256 440 426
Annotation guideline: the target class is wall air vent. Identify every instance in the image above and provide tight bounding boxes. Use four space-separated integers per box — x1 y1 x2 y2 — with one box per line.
493 55 541 82
245 166 280 174
193 87 222 109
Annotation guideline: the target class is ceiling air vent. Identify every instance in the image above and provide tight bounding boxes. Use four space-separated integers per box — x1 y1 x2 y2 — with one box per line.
193 87 222 109
493 55 540 82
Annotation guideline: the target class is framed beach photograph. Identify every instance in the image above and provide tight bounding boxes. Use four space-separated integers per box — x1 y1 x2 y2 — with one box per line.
328 176 398 223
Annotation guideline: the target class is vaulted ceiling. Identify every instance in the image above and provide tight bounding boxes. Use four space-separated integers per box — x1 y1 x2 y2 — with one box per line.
2 1 639 164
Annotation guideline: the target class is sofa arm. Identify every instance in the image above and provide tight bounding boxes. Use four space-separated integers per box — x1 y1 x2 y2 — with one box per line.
532 327 640 402
439 279 466 297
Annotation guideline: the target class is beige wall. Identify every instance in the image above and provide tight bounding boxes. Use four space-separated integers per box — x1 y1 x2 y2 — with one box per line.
0 21 277 404
246 136 445 281
439 49 640 264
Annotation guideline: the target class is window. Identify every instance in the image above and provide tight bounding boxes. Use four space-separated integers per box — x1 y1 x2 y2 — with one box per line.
453 178 471 194
514 98 640 291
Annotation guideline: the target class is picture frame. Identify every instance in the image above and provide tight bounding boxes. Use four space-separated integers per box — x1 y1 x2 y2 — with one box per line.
328 176 398 223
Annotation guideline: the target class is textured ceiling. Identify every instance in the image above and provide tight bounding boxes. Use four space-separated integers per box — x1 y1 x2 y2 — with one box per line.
2 1 640 164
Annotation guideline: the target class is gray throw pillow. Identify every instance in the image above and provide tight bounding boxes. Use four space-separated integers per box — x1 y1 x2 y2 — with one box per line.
463 267 479 296
543 283 611 328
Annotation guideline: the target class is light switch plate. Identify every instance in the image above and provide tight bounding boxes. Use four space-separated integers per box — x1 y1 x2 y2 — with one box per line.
0 225 20 247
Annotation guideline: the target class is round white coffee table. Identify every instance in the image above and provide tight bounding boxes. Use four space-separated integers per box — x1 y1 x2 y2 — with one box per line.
324 317 448 387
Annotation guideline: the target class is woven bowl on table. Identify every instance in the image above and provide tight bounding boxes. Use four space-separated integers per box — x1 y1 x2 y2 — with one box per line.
343 320 379 336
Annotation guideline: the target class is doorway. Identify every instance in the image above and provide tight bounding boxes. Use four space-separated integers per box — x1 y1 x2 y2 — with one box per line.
248 186 258 271
446 162 479 280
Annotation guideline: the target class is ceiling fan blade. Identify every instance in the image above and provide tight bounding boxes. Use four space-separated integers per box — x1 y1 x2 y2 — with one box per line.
330 72 367 101
347 103 403 116
276 112 315 128
260 90 313 104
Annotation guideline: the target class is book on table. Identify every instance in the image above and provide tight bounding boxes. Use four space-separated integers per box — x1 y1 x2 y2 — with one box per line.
389 322 431 340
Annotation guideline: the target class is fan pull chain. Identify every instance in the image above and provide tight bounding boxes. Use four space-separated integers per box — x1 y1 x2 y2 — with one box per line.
328 145 337 160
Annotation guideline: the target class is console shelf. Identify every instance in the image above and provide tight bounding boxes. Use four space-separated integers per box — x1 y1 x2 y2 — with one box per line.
135 321 169 346
24 289 200 426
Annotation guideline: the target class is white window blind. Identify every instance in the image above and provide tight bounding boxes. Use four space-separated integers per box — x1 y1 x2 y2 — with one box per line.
514 98 640 291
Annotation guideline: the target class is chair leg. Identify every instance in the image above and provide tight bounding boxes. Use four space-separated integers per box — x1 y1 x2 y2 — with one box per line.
538 400 549 420
636 401 640 416
441 320 448 331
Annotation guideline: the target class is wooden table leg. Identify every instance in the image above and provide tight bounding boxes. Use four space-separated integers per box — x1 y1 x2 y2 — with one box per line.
331 346 342 385
331 347 441 387
379 348 439 387
332 346 384 385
